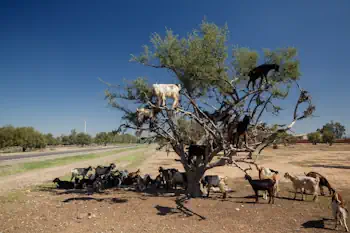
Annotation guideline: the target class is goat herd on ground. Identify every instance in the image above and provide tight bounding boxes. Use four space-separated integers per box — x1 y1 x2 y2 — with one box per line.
52 162 349 232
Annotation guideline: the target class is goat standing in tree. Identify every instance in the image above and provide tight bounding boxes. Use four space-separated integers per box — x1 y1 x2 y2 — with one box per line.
246 64 280 89
233 115 251 148
152 84 181 109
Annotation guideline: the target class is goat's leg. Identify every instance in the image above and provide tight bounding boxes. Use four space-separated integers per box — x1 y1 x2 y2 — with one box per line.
262 190 268 200
301 188 305 201
320 185 325 196
254 189 259 203
343 215 349 232
313 191 318 202
335 213 339 230
162 95 166 107
219 182 226 199
70 174 75 181
293 188 297 200
206 185 211 198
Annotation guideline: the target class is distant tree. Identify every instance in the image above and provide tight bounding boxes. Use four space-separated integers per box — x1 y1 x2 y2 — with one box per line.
307 132 321 145
45 133 58 146
322 130 335 146
95 132 111 146
321 121 346 139
76 132 92 146
0 125 16 149
61 135 71 145
69 129 78 145
13 127 47 151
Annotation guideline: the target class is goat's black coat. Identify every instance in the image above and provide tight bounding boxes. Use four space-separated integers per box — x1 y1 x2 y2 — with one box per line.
95 163 116 176
158 167 178 190
187 144 207 165
70 166 92 180
305 171 335 196
246 64 280 89
53 178 75 189
244 174 276 204
234 115 251 147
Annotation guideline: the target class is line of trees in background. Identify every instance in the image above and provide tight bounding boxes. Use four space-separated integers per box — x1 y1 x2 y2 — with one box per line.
0 125 140 152
307 121 346 146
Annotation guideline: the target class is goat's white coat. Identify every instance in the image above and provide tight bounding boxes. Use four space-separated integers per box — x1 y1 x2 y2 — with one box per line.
259 167 279 200
332 193 349 232
284 173 319 201
152 84 181 108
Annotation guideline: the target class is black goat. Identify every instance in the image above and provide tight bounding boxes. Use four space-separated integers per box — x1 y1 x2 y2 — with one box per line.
53 178 75 189
70 166 92 181
187 144 207 165
305 171 335 196
234 115 250 148
158 167 178 190
244 174 276 204
95 163 116 176
246 64 280 89
172 171 187 190
201 175 228 199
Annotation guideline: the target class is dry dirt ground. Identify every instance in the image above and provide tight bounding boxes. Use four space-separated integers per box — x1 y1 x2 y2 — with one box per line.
1 144 350 233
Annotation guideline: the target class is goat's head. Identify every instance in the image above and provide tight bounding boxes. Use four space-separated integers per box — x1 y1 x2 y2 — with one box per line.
244 174 251 180
242 115 251 125
158 166 164 173
87 166 92 170
53 178 60 183
109 163 116 169
284 172 291 179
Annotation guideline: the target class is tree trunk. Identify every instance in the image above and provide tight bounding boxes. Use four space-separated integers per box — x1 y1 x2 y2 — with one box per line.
185 166 205 198
22 147 26 152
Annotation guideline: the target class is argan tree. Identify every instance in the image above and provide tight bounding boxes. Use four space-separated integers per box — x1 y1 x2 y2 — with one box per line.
102 20 315 197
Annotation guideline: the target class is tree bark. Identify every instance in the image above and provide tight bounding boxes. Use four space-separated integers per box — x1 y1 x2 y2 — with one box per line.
185 166 205 198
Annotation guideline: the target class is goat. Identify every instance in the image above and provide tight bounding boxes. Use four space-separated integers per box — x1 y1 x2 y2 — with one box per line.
187 144 207 165
70 166 92 181
152 83 181 109
53 178 75 189
254 164 280 200
95 163 116 177
246 64 280 89
284 172 319 201
201 175 228 199
305 171 335 196
244 174 276 204
136 108 155 127
234 115 250 148
332 191 349 232
171 171 188 190
122 169 141 186
74 177 93 189
158 166 178 190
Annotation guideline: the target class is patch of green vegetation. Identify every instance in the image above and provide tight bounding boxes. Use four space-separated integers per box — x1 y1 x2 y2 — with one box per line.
0 146 144 177
116 151 148 169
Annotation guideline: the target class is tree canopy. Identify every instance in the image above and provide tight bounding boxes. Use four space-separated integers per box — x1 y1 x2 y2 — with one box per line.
319 121 346 139
102 20 315 197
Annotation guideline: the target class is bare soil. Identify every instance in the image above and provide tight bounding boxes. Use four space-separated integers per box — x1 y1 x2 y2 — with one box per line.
1 144 350 233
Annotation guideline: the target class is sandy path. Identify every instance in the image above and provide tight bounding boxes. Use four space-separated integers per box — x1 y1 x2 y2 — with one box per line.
0 146 155 195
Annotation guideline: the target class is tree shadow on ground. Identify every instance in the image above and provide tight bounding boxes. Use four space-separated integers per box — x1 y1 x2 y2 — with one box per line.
62 196 128 204
302 218 334 231
311 164 350 170
154 205 181 216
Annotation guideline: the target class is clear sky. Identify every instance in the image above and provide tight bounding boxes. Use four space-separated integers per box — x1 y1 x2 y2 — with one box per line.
1 0 349 136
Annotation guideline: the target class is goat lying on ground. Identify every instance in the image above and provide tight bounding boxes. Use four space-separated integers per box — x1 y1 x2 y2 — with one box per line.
284 172 319 201
187 144 206 166
70 166 92 181
255 164 280 200
74 177 94 189
152 83 181 109
332 191 349 232
246 64 280 89
53 178 75 189
95 163 116 177
305 171 335 196
244 174 276 204
201 175 228 199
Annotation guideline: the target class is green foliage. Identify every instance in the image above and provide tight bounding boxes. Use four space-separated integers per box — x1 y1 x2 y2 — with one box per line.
176 117 206 144
45 133 59 146
322 130 335 146
0 125 16 148
307 132 321 145
12 127 47 151
321 121 346 139
76 132 92 146
95 132 112 146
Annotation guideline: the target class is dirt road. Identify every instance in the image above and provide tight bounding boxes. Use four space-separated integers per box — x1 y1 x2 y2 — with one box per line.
0 146 154 195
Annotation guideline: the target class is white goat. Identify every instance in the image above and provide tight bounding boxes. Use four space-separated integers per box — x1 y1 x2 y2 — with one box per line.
284 172 320 201
256 165 279 200
332 191 349 232
152 84 181 109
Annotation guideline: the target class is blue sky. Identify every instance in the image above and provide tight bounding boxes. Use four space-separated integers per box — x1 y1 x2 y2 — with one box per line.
1 0 349 136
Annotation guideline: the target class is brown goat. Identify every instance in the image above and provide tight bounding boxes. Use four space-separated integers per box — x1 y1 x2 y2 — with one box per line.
305 171 335 196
